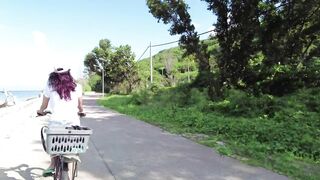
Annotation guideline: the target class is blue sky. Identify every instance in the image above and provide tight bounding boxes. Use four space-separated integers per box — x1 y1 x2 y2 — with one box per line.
0 0 215 90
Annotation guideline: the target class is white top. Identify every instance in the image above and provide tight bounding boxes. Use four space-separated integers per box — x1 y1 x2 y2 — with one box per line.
44 83 82 126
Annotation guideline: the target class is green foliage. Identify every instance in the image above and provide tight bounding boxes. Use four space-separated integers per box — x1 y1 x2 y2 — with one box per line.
99 87 320 179
137 47 199 88
109 45 139 93
84 39 139 94
92 1 320 179
210 89 277 117
207 88 320 161
85 73 101 92
83 83 91 92
130 89 154 105
146 0 320 97
147 0 213 94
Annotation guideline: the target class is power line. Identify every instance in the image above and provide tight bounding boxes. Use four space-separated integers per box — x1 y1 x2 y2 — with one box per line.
137 46 150 61
198 29 214 36
151 40 179 48
137 29 214 60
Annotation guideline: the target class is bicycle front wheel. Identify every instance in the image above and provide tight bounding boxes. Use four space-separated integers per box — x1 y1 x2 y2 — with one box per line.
71 161 78 180
53 157 63 180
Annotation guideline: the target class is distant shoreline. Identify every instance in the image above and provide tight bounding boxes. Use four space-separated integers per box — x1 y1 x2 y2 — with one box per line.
26 96 40 101
1 90 42 102
0 96 41 117
0 90 42 109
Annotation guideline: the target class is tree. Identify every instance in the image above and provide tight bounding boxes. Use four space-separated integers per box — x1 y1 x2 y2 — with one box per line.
203 0 261 89
109 45 139 93
205 0 320 94
257 0 320 94
154 48 180 86
147 0 320 96
146 0 216 97
84 39 139 93
84 39 112 75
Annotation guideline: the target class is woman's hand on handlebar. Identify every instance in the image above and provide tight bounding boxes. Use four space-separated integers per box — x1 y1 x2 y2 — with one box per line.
78 112 86 117
37 110 51 116
37 110 85 117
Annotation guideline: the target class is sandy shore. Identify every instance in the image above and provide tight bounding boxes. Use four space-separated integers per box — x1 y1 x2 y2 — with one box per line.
0 97 41 118
0 96 50 180
0 98 42 139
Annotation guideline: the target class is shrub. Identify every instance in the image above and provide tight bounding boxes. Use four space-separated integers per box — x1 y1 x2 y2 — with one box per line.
130 89 153 105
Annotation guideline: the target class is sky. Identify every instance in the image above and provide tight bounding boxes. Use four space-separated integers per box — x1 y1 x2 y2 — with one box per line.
0 0 215 90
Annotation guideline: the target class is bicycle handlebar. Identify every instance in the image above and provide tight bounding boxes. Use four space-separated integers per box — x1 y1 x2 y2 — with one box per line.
78 112 86 117
36 111 86 117
37 110 52 116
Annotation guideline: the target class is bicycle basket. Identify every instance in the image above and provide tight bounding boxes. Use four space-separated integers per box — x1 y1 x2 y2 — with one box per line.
45 127 92 155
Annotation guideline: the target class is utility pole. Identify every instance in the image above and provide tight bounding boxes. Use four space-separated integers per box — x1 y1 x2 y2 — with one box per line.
149 42 153 84
101 60 105 97
93 53 106 97
187 59 190 83
98 57 107 97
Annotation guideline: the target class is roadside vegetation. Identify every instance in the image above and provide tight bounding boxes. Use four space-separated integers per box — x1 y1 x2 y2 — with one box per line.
82 1 320 179
98 87 320 180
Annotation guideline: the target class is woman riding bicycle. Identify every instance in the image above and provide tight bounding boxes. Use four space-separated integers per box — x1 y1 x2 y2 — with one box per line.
37 67 84 177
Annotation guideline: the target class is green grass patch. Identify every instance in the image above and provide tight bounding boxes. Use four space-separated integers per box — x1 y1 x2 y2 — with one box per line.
98 87 320 180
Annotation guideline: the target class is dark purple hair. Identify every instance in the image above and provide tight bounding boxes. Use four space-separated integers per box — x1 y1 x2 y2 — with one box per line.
48 70 76 100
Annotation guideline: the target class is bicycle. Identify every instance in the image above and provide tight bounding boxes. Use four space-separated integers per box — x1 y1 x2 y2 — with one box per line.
39 112 92 180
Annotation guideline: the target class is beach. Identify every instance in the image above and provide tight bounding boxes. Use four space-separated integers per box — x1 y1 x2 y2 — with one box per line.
0 97 41 118
0 97 42 139
0 96 49 180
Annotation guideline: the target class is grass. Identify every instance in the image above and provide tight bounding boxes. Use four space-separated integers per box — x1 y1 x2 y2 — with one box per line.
97 88 320 180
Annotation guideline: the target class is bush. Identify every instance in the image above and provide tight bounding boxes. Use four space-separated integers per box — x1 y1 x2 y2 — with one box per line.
130 89 153 105
83 83 92 92
100 86 320 179
209 89 278 117
207 88 320 160
87 73 101 92
186 88 209 108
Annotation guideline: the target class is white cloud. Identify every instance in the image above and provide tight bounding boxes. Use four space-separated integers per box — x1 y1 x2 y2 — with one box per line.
0 30 84 90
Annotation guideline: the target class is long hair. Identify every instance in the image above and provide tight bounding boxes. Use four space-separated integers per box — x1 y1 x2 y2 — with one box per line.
48 70 76 100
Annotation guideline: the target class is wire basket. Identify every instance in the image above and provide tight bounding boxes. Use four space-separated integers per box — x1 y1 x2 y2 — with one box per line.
45 127 92 155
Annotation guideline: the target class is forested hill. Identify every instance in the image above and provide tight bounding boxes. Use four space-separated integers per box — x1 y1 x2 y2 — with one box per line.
137 46 195 87
137 38 218 89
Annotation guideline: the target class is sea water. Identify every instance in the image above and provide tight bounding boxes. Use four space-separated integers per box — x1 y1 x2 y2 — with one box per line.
0 90 41 104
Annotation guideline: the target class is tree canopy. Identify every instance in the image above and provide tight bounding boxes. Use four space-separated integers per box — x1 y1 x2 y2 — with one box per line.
84 39 139 93
146 0 320 97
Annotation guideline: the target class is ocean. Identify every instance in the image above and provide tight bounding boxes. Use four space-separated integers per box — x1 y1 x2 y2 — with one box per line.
0 90 41 104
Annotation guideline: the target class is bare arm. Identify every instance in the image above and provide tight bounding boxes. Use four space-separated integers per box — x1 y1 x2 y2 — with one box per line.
37 96 49 114
78 97 83 113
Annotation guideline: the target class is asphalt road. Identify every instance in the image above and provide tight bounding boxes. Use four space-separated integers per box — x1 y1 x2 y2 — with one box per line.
0 95 289 180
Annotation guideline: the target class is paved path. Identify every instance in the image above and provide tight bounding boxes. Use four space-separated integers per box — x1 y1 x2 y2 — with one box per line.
0 95 289 180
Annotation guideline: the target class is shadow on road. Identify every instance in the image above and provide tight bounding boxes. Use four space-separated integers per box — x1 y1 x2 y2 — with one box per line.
0 164 44 180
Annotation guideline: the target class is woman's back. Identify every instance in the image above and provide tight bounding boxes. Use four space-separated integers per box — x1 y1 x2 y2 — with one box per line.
42 67 83 126
46 84 82 125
